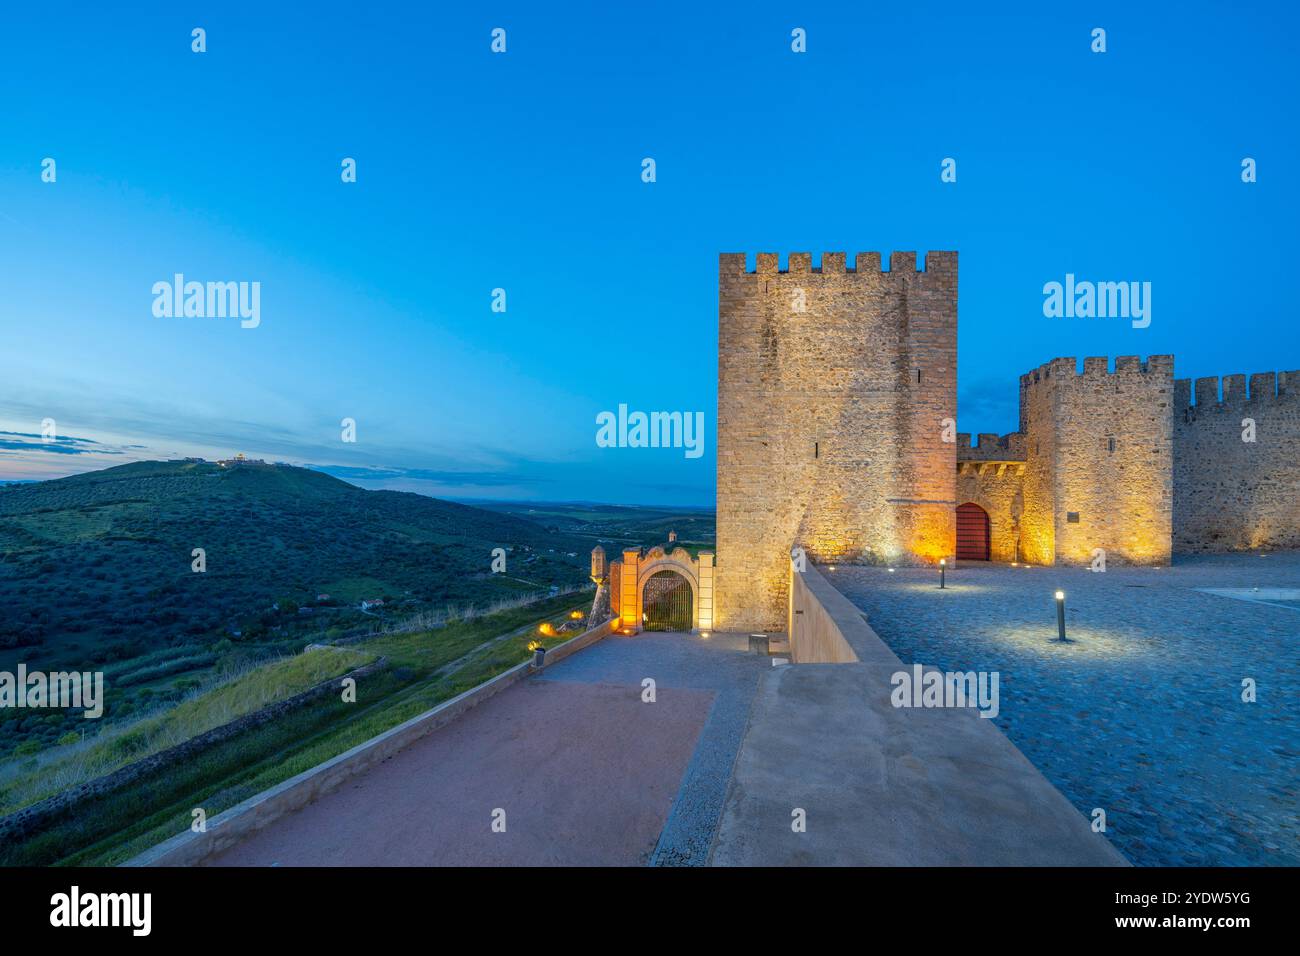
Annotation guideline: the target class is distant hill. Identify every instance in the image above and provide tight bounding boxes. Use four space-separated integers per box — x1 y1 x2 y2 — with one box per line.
0 460 588 670
474 501 716 553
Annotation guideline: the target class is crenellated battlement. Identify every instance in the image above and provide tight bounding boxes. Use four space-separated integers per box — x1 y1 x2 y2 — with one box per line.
955 431 1026 462
719 251 957 275
1174 369 1300 552
1019 355 1176 392
1174 370 1300 409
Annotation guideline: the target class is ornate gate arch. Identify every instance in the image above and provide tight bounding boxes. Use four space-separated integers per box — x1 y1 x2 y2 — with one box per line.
598 544 714 634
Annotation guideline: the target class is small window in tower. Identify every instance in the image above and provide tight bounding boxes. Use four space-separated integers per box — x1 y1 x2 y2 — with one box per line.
916 369 922 384
1108 437 1116 453
814 441 819 459
1067 512 1080 523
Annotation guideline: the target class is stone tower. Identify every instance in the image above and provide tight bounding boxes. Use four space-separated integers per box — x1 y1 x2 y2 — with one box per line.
1017 355 1174 566
716 251 958 632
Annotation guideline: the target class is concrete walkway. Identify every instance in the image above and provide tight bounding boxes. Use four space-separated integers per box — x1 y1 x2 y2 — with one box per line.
207 677 714 866
538 630 772 865
711 562 1127 866
712 661 1127 866
206 630 772 866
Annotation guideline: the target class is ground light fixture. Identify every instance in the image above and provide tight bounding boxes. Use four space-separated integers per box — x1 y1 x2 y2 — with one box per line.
939 558 947 589
1052 590 1071 643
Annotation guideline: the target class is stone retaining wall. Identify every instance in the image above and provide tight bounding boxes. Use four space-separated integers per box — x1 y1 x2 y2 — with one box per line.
787 562 903 665
0 656 386 846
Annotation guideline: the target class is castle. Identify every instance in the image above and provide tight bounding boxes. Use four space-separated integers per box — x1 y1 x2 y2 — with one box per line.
716 251 1300 631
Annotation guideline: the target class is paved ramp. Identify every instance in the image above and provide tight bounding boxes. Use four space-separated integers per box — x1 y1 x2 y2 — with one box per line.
207 678 713 866
711 661 1128 866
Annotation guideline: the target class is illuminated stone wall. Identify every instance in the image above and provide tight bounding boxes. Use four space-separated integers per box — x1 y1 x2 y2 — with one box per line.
1173 370 1300 551
716 251 957 632
1017 356 1175 566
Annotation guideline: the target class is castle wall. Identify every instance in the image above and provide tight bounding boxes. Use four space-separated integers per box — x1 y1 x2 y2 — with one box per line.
955 433 1025 562
716 251 957 631
1018 367 1059 565
1172 370 1300 551
1018 356 1174 566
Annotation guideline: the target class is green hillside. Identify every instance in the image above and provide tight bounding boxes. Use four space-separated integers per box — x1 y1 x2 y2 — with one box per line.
0 460 589 754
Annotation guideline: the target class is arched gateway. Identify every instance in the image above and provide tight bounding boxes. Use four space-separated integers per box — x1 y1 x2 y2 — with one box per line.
956 502 991 561
591 541 714 634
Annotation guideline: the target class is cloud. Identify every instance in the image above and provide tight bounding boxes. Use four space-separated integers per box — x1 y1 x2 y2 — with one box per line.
0 431 120 456
309 464 547 487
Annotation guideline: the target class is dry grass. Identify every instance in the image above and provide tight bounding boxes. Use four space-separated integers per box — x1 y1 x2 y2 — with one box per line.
0 645 371 814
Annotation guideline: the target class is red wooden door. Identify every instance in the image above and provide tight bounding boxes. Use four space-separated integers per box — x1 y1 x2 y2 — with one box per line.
956 503 990 561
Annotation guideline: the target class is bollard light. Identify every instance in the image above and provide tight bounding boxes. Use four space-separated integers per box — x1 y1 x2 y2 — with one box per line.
939 558 947 589
1053 590 1069 642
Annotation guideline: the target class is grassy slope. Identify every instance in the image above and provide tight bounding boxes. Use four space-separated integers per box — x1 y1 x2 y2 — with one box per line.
1 592 588 866
0 460 590 756
0 645 373 815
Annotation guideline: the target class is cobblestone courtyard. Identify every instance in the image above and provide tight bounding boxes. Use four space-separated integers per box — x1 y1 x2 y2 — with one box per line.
832 552 1300 866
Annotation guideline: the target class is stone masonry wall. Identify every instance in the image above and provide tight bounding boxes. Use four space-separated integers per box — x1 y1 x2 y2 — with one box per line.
1173 370 1300 551
1019 356 1174 566
716 251 957 632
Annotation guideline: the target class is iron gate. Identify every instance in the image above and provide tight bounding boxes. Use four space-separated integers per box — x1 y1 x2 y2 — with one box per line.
642 570 693 631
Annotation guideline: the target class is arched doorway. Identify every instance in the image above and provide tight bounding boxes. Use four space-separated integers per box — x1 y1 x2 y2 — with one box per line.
956 502 990 561
642 570 694 631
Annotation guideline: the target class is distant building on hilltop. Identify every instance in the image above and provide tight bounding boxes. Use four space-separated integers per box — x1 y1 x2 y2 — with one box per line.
217 453 266 468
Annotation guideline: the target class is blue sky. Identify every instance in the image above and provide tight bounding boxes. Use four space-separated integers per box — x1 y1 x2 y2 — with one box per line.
1 1 1296 504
